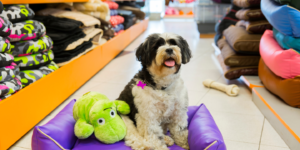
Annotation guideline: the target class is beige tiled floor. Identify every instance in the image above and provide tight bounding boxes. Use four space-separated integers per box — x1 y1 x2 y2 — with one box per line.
9 20 290 150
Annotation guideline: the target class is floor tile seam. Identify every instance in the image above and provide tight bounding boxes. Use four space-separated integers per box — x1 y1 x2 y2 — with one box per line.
258 118 266 150
259 144 289 149
209 109 265 117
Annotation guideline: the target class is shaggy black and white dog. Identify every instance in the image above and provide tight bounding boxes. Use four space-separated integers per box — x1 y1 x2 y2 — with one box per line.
118 33 192 150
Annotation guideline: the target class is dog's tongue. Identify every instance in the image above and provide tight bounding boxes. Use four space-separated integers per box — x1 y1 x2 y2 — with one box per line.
164 60 175 67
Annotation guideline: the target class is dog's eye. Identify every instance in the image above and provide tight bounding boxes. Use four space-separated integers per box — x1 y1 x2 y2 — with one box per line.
168 39 177 45
98 118 105 125
110 110 116 118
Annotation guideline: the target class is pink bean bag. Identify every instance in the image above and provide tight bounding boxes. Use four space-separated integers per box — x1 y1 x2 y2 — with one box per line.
260 30 300 79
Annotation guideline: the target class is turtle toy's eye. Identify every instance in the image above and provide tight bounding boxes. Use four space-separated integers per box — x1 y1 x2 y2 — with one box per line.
98 118 105 125
110 110 116 118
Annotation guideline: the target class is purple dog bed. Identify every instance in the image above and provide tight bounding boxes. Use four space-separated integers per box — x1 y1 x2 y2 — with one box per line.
32 100 226 150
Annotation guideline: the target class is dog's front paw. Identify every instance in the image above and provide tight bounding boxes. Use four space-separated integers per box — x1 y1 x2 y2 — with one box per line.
179 143 190 150
164 135 174 146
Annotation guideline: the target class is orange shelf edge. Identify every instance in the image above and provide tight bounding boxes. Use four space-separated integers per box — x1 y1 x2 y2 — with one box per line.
2 0 88 4
0 18 149 150
240 76 264 89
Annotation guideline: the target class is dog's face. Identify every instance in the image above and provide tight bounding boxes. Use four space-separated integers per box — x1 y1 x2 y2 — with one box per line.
136 33 191 77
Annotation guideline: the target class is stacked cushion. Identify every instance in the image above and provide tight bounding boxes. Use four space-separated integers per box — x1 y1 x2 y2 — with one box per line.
0 5 59 89
274 0 300 10
236 20 272 34
260 30 300 79
218 39 260 67
74 1 111 21
236 9 265 21
0 5 35 23
36 8 100 27
215 0 270 80
224 26 262 54
0 76 22 97
9 20 46 42
261 0 300 37
233 0 261 8
0 62 20 82
35 13 99 66
19 61 59 87
9 35 53 56
217 54 258 80
214 5 241 46
14 50 54 70
259 59 300 108
273 28 300 53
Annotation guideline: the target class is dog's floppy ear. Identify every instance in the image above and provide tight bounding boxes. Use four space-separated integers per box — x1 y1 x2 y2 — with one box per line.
178 36 192 64
136 43 145 62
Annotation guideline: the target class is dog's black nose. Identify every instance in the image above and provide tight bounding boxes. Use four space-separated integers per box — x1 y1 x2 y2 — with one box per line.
166 48 173 54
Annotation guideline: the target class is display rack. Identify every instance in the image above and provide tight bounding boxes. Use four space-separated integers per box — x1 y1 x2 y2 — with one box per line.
2 0 88 4
0 17 149 150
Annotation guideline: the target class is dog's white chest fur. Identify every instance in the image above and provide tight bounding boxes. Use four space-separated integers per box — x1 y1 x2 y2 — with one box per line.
132 78 188 122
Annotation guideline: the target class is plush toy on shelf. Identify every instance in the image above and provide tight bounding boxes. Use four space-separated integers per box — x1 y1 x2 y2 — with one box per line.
73 91 130 144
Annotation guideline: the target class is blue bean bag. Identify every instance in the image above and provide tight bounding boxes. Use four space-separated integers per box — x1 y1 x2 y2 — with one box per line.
32 100 226 150
273 28 300 53
261 0 300 37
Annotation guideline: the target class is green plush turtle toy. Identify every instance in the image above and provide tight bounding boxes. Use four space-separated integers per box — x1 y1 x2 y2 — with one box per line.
73 91 130 144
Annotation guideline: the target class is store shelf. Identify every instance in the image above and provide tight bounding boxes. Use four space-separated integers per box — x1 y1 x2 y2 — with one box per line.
164 14 194 18
2 0 88 4
0 18 149 150
253 87 300 150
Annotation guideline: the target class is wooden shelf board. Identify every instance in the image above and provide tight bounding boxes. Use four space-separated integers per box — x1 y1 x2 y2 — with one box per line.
2 0 88 4
0 19 149 150
164 15 194 18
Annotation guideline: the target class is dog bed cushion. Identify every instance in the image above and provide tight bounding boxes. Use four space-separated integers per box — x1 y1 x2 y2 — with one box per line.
0 76 22 97
73 1 110 12
9 35 53 57
110 9 118 16
224 26 262 54
0 5 35 23
0 94 11 101
273 28 300 53
54 40 93 64
65 28 101 51
112 24 124 33
218 39 260 67
233 0 261 8
217 54 258 80
0 37 11 53
214 5 241 46
0 53 14 68
33 16 83 33
262 0 300 38
32 100 226 150
57 45 96 67
81 11 110 21
236 20 272 34
259 59 300 108
236 9 265 21
19 61 58 87
119 6 146 20
260 30 300 79
36 8 100 27
274 0 300 10
0 16 12 37
9 20 46 42
0 62 20 82
14 50 54 70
